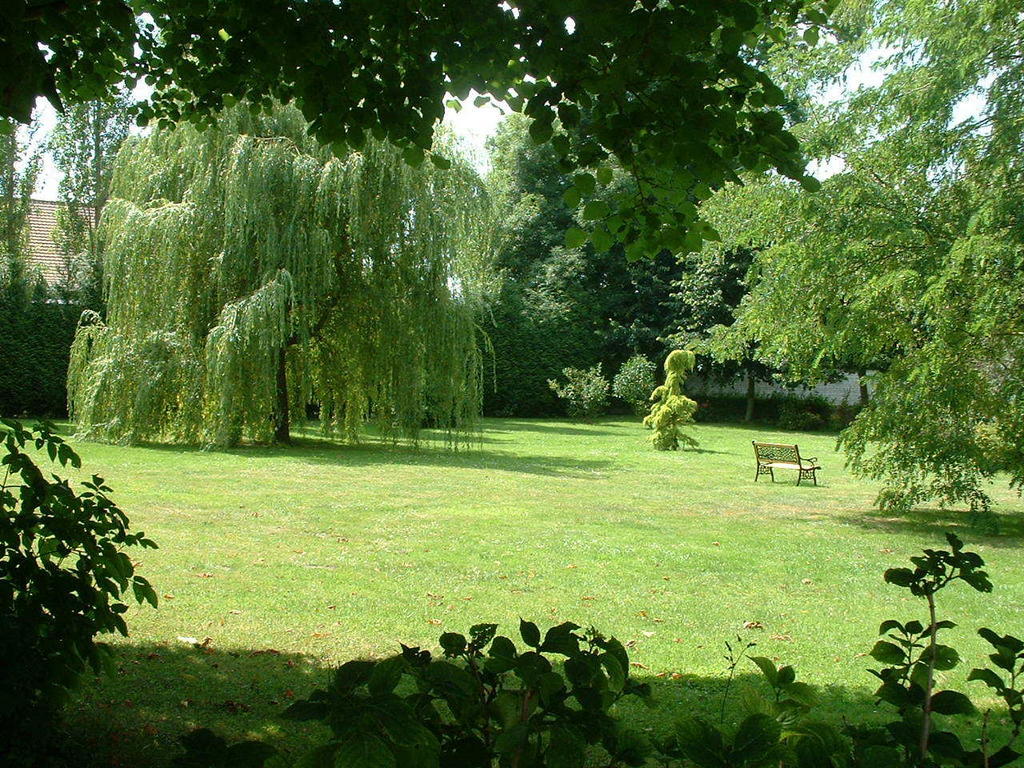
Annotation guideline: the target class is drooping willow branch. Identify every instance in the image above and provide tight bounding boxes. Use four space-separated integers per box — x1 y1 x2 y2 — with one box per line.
68 103 494 447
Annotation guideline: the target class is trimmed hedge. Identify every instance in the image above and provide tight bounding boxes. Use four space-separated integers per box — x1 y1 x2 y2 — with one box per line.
0 275 81 418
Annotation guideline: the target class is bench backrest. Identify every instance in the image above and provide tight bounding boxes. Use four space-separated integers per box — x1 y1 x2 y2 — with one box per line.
752 441 801 464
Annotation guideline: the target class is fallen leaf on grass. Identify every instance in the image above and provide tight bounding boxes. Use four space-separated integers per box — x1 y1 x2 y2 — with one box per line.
163 594 175 600
228 609 242 615
581 596 596 601
195 572 214 578
641 631 655 638
770 634 794 642
427 618 442 626
630 662 650 670
742 621 765 630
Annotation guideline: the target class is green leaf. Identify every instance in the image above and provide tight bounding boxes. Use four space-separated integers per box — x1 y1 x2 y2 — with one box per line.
870 641 906 665
528 120 553 144
582 201 610 220
967 667 1006 692
732 713 782 761
519 619 541 649
590 227 613 252
803 27 819 46
368 656 405 695
402 146 425 167
563 187 582 208
749 656 778 685
429 154 451 170
565 227 587 249
439 632 467 656
573 173 596 195
783 681 818 707
930 690 976 715
596 167 613 185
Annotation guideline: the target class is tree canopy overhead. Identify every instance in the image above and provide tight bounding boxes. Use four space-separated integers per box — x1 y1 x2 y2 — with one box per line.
6 0 827 257
68 103 491 447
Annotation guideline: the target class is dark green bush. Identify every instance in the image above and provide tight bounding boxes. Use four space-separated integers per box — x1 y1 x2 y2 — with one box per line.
283 620 651 767
0 420 158 756
775 395 832 432
548 364 611 421
0 273 83 418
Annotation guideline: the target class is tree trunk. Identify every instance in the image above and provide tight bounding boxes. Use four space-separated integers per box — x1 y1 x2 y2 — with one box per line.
274 348 291 444
744 368 756 422
857 369 870 407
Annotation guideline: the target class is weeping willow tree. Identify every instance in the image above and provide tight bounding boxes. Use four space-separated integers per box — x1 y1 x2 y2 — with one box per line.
68 104 493 447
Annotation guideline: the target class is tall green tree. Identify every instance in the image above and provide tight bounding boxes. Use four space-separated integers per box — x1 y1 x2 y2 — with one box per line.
49 94 131 305
4 0 826 257
484 115 681 416
0 115 76 417
666 246 775 421
0 117 41 259
705 0 1024 517
68 103 492 446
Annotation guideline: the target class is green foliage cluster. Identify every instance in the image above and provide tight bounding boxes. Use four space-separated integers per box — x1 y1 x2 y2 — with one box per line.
274 621 651 768
612 355 656 415
6 0 826 259
49 94 132 310
0 115 87 418
548 365 611 422
176 536 1024 768
645 350 699 450
666 246 775 421
68 103 491 447
700 0 1024 517
0 420 157 756
483 116 682 418
0 267 81 417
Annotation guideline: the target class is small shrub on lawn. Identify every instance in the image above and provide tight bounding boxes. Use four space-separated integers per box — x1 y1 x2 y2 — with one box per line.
612 355 656 415
0 419 158 756
548 364 611 421
644 350 698 450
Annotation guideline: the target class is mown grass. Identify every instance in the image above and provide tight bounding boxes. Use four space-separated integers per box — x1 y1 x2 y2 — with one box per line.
35 418 1024 765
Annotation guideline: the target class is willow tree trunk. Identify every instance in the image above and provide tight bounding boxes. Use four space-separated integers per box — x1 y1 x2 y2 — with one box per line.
274 349 290 444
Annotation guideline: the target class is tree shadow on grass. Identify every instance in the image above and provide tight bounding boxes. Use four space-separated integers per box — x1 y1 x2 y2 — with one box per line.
59 641 331 768
831 505 1024 549
123 435 616 480
52 641 899 768
491 419 635 437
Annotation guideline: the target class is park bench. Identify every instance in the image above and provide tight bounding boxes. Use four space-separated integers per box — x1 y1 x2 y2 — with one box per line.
752 441 821 485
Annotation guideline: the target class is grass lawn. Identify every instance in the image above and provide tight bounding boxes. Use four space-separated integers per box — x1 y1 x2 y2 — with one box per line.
35 417 1024 765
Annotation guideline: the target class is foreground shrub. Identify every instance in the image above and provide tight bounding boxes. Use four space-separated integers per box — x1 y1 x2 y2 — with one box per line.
548 364 611 421
180 535 1023 768
0 420 158 754
612 355 656 415
644 350 698 450
284 621 651 767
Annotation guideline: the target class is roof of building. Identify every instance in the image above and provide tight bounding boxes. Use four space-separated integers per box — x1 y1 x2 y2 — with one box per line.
26 200 64 283
24 199 96 284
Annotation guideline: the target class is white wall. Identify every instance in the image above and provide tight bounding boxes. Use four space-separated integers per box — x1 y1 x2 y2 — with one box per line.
686 373 867 405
